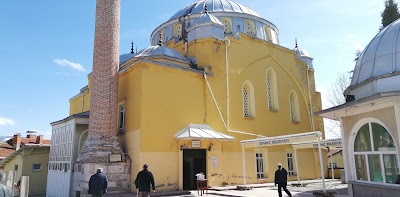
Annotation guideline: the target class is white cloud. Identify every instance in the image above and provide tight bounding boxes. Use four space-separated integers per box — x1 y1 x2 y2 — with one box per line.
53 59 85 72
0 117 15 126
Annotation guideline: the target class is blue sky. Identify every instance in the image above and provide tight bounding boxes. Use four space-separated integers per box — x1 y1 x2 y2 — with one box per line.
0 0 386 139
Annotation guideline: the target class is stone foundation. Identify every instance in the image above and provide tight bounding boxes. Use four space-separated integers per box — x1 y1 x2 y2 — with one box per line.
73 162 130 197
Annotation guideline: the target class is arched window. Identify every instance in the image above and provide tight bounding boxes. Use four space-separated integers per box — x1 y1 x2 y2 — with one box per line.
222 17 232 34
245 19 256 37
353 122 398 183
242 81 255 118
173 23 182 38
289 91 300 122
266 68 279 110
264 26 272 41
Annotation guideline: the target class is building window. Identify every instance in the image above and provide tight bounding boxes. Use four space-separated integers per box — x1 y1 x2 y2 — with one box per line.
289 91 300 123
173 23 182 38
353 122 398 183
264 26 273 41
256 153 265 179
32 164 42 171
242 81 255 118
158 29 165 44
221 17 232 34
245 19 256 36
329 162 338 168
266 68 279 111
287 152 294 176
118 103 126 135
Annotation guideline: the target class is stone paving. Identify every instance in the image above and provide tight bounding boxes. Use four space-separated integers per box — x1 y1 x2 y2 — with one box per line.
106 179 349 197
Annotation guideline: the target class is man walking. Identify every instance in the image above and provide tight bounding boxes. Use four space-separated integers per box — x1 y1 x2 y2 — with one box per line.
274 163 292 197
135 164 155 197
88 168 108 197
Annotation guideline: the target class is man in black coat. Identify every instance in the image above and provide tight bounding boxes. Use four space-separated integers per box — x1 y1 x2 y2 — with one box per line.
88 168 108 197
135 164 156 197
274 163 292 197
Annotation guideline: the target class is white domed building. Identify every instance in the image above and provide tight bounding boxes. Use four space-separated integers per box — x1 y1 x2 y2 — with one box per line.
318 20 400 196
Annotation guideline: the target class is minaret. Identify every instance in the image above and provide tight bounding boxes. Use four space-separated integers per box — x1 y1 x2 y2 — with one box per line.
74 0 129 194
79 0 123 163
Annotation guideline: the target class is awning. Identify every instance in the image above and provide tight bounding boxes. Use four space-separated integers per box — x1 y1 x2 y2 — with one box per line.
292 138 342 149
240 132 321 148
175 124 235 140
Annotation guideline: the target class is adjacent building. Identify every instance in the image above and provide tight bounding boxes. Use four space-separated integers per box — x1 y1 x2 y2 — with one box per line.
0 131 51 195
50 0 327 194
318 19 400 196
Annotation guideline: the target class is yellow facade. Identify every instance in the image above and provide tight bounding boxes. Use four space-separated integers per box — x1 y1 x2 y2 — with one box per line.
69 31 326 191
3 147 49 195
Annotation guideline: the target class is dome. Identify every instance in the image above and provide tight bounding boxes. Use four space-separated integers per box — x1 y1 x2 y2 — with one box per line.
170 0 260 20
120 53 135 64
151 0 279 45
134 45 189 62
295 47 311 58
188 12 224 30
347 19 400 100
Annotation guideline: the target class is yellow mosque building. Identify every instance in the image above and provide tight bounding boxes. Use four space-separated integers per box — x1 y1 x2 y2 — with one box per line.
49 0 326 193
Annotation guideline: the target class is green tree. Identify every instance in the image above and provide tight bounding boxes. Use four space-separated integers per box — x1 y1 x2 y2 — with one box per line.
381 0 400 29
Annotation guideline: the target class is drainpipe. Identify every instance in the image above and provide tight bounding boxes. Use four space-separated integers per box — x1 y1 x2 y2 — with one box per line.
184 41 188 56
225 37 231 130
307 68 315 132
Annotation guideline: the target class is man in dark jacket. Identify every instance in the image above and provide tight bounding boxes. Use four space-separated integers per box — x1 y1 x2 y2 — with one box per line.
396 173 400 184
88 168 108 197
274 163 292 197
135 164 155 197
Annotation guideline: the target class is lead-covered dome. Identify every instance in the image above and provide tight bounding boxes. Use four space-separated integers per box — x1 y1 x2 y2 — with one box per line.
151 0 279 46
347 19 400 100
135 45 190 62
169 0 260 20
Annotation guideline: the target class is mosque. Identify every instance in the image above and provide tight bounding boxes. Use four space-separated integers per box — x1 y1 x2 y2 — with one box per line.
46 0 327 195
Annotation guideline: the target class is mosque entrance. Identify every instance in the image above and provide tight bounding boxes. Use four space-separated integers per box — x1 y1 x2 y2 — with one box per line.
183 149 207 190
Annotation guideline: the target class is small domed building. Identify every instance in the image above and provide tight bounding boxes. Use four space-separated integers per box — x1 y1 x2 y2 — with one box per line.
48 0 326 195
318 19 400 196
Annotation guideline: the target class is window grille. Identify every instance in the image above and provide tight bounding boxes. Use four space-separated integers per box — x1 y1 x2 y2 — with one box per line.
256 153 265 179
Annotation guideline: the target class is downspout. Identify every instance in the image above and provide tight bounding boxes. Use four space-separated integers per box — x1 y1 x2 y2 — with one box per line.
81 91 85 113
307 68 315 132
204 73 227 128
225 37 231 130
184 41 188 56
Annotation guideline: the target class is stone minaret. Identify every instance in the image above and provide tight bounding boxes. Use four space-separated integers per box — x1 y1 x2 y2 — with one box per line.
79 0 123 163
74 0 129 194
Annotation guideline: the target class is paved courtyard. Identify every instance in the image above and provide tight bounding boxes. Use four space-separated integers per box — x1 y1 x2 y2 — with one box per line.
107 179 348 197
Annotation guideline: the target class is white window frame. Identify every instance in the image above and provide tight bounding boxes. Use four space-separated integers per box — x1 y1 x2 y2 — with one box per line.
118 101 126 135
32 164 42 171
350 119 400 184
255 152 265 179
329 162 338 168
289 91 300 123
242 81 256 118
266 68 279 111
286 150 295 176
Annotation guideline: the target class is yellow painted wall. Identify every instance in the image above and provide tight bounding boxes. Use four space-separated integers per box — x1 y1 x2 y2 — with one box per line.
69 32 326 191
21 148 49 195
3 154 23 184
3 148 49 195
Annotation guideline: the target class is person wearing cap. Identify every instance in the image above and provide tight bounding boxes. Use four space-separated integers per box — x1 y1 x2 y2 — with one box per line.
274 163 292 197
135 164 156 197
88 168 108 197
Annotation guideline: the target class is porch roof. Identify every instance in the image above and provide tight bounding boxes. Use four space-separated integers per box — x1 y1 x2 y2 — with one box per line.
175 124 235 140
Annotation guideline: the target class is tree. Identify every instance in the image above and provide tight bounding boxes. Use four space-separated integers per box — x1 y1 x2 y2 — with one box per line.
324 53 354 138
381 0 400 29
326 72 351 107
